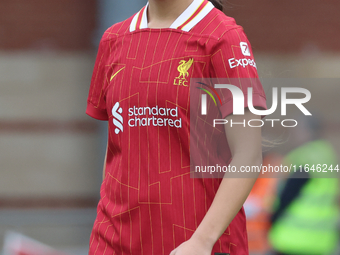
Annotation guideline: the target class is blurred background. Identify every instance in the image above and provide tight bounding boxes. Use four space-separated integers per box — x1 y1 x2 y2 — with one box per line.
0 0 339 254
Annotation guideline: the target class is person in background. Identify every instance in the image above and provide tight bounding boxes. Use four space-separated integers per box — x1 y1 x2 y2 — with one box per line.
269 115 339 255
244 153 282 255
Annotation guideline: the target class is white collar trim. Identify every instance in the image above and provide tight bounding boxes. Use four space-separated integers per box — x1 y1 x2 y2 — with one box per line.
130 0 214 32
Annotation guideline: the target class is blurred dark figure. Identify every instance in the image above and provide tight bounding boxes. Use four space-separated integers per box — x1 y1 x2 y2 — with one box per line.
269 115 339 255
245 153 283 255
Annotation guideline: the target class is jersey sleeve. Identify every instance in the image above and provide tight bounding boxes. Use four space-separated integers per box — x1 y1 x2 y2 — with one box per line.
211 27 267 118
86 39 110 121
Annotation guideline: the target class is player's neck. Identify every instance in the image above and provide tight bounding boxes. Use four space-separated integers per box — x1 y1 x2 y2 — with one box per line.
147 0 194 28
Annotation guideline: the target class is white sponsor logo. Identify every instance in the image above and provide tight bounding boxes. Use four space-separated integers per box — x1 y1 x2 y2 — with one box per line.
128 106 182 128
228 58 257 69
111 104 183 134
240 42 251 56
112 102 123 134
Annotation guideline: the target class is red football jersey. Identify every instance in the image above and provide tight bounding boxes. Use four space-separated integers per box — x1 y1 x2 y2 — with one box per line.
86 0 267 254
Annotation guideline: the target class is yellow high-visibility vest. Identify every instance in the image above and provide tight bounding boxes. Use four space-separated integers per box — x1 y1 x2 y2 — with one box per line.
269 140 339 255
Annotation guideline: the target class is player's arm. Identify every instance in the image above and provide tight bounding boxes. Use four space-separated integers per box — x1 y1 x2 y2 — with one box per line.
170 109 262 255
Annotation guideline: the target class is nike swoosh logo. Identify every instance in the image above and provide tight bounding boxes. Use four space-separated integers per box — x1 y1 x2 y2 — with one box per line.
110 66 125 81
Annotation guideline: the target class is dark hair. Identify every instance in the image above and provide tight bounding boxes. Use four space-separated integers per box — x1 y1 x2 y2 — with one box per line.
209 0 224 11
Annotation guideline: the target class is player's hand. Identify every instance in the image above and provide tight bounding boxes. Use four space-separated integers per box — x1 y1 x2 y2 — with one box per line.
169 236 213 255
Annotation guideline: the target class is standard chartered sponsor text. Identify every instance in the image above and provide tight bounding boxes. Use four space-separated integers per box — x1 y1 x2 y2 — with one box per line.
128 106 182 128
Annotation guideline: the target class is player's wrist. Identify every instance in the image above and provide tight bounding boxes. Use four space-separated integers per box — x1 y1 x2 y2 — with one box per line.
191 229 217 250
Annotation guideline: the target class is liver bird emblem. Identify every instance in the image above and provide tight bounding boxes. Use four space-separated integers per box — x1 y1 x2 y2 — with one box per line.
176 58 194 79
